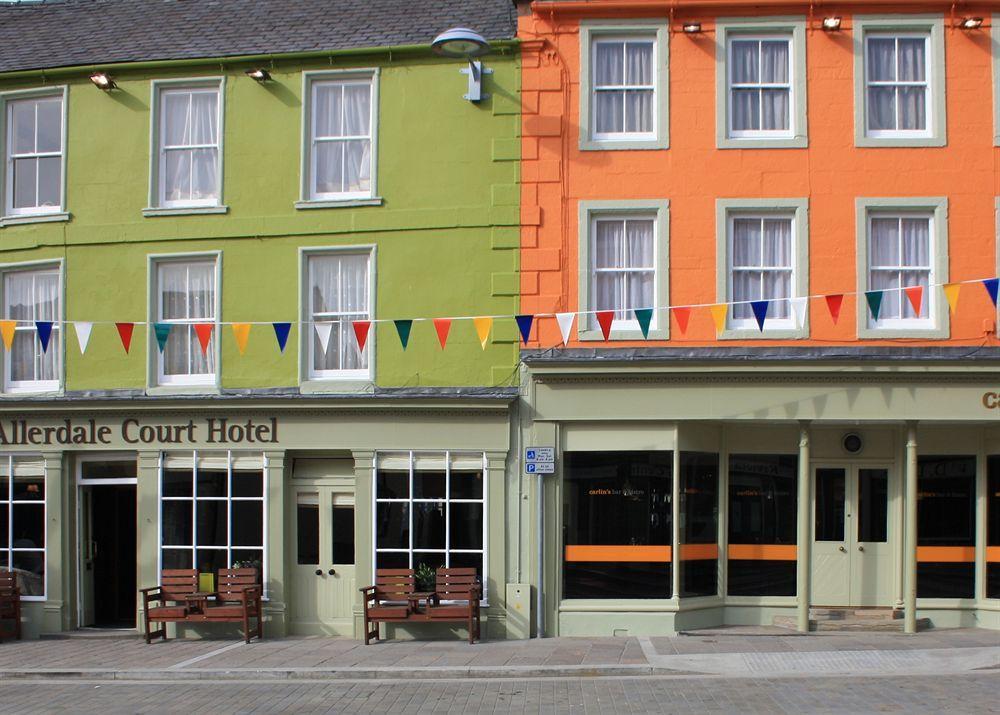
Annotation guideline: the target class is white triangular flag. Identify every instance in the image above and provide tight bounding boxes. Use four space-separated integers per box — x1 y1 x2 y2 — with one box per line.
314 322 333 354
555 312 575 345
790 297 808 329
74 322 93 354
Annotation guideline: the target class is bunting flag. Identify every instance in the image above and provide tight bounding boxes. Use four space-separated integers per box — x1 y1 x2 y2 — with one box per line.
709 304 728 334
231 323 251 355
433 318 451 349
473 317 492 350
153 323 172 353
983 278 999 307
825 294 844 324
555 312 575 345
0 321 14 351
942 283 961 314
272 322 291 353
394 319 413 350
672 306 691 334
35 321 53 352
352 320 371 352
865 290 884 321
515 314 534 345
904 286 924 316
314 322 333 354
73 322 93 355
194 323 213 356
750 301 769 332
595 310 614 340
115 322 134 353
634 308 653 338
790 297 808 329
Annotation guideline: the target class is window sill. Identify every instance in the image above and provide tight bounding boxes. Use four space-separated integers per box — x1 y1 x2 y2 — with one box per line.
0 387 63 398
146 385 221 397
858 325 948 340
856 135 946 148
142 206 229 218
579 139 668 152
718 136 808 150
718 327 808 340
300 379 374 395
295 197 383 210
577 328 669 341
0 212 70 228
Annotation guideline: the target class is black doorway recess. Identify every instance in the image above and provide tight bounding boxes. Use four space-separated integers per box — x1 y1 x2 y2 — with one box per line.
91 485 137 627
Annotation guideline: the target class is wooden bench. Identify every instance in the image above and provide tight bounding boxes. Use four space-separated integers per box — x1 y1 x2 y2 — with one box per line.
186 568 263 644
140 569 199 644
360 569 415 644
426 567 481 644
0 570 22 641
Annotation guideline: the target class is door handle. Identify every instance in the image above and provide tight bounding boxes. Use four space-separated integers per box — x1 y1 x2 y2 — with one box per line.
838 546 846 552
328 568 336 576
858 546 865 552
314 569 323 576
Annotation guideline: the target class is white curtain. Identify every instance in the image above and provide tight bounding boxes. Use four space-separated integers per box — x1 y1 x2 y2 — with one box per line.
762 219 792 318
870 217 929 320
161 263 214 377
162 90 218 203
313 82 371 195
594 40 652 135
732 219 760 319
310 254 369 371
4 271 57 383
867 37 926 132
732 218 792 320
731 39 789 132
593 219 653 321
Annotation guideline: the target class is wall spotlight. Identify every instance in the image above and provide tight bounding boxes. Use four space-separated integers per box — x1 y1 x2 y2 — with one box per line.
960 16 983 29
682 22 702 34
822 16 842 31
245 68 271 82
89 72 116 90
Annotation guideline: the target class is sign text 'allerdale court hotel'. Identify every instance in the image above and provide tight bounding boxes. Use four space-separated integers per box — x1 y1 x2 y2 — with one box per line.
0 418 280 446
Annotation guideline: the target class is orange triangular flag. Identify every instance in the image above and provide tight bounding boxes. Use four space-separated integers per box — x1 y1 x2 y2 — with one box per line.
231 323 251 355
904 286 923 316
942 283 961 314
709 304 728 334
352 320 371 352
433 318 451 349
115 323 135 353
672 306 691 334
826 294 844 324
0 320 15 350
194 323 213 356
473 317 492 350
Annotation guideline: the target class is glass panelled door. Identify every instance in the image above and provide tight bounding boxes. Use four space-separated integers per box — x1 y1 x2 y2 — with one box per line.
811 465 893 606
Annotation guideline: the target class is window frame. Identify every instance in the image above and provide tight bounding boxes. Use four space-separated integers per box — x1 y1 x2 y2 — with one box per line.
0 454 46 602
0 260 63 395
853 15 946 148
577 199 670 341
715 198 809 339
855 196 949 339
579 21 669 151
0 86 68 225
297 69 382 209
146 78 227 216
147 252 222 390
716 17 807 149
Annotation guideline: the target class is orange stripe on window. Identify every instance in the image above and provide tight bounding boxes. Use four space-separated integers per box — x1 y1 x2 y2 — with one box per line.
917 546 975 563
988 546 1000 563
727 544 797 561
680 544 719 561
564 545 672 562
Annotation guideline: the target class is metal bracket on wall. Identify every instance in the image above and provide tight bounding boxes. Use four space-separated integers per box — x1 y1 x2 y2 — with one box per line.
460 61 493 102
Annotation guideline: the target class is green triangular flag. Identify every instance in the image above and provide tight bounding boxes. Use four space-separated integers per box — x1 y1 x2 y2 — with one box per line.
633 308 653 338
394 319 413 350
153 322 172 352
865 290 884 321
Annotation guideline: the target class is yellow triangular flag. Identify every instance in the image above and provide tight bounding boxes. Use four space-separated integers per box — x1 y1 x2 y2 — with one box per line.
0 320 15 350
473 317 492 350
942 283 961 315
231 323 251 355
709 304 728 335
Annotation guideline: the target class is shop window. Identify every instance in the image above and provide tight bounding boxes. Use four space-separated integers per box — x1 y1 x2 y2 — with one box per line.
0 456 45 598
680 452 719 598
563 451 672 600
160 452 266 587
153 258 218 386
2 265 61 393
304 250 371 381
727 454 797 597
374 452 487 598
917 456 975 599
152 82 222 209
988 457 1000 599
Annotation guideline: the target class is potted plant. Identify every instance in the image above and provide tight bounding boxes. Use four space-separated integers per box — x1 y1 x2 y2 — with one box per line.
415 563 436 592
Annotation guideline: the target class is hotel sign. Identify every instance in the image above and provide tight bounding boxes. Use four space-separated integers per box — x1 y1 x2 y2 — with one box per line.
0 417 279 447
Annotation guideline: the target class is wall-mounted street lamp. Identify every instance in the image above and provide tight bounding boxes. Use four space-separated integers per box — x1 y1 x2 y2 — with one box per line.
89 72 116 90
960 16 983 29
822 17 842 31
431 27 492 102
682 22 702 34
245 68 272 83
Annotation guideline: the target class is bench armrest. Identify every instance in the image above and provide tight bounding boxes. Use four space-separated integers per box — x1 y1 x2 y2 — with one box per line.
138 587 163 595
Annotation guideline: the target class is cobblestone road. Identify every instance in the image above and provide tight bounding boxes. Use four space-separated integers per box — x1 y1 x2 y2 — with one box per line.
3 672 998 714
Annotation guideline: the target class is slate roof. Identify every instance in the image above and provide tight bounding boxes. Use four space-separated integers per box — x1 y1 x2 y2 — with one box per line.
0 0 517 74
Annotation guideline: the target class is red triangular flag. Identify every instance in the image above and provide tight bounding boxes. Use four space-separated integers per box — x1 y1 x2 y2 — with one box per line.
352 320 371 351
433 318 451 349
672 306 691 334
903 286 923 316
595 311 614 340
825 294 844 324
115 322 134 353
193 323 213 356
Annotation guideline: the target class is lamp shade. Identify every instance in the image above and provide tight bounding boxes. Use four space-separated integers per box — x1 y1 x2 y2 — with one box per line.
431 27 490 58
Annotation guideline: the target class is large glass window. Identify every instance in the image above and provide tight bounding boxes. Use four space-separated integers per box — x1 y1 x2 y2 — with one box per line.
727 454 797 596
374 452 486 597
3 266 60 393
988 456 1000 599
591 37 655 140
308 75 373 200
155 259 216 385
563 451 672 599
868 215 931 326
680 452 719 598
917 456 975 599
306 251 371 379
155 85 221 208
5 93 64 216
728 36 792 136
865 34 930 137
160 452 266 585
0 456 45 598
590 215 655 332
728 215 794 328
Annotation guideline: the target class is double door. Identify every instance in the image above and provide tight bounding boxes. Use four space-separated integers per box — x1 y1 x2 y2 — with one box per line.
811 464 894 606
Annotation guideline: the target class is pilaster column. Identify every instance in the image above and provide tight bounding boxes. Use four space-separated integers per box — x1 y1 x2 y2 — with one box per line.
41 452 66 634
671 441 681 602
263 450 287 636
904 422 919 633
796 422 811 633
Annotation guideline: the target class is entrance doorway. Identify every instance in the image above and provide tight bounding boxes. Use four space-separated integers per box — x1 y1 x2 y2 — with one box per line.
811 464 895 606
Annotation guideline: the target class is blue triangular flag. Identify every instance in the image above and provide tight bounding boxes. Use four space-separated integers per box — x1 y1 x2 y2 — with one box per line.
35 321 53 352
153 323 172 352
633 308 653 338
515 314 534 344
750 301 769 331
983 278 999 307
272 322 291 353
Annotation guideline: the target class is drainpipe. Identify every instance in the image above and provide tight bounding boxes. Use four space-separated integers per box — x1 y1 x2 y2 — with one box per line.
796 422 811 633
536 473 545 638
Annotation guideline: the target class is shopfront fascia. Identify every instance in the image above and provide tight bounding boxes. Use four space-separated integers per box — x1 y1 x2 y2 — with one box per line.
520 350 1000 636
0 393 516 640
